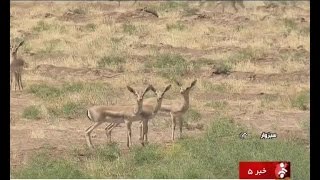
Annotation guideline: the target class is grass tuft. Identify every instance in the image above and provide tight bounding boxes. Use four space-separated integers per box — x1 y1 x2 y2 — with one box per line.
11 153 90 179
166 21 186 31
22 105 42 120
11 117 310 179
290 90 310 110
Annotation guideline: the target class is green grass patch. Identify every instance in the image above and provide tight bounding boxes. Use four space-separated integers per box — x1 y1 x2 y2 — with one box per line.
290 90 310 110
283 18 298 34
36 39 65 58
97 55 126 68
132 145 163 165
32 21 52 32
212 60 232 75
122 22 137 35
228 48 258 64
97 55 126 72
12 117 310 179
28 84 62 100
201 81 232 93
184 108 201 122
166 21 186 31
11 153 90 179
28 82 117 119
22 105 42 120
205 100 228 110
145 53 189 79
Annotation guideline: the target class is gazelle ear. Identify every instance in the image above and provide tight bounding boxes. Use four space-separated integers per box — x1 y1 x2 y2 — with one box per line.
142 85 152 97
127 86 137 96
190 79 197 88
161 84 172 96
14 41 24 53
149 85 157 93
164 84 171 93
174 80 182 87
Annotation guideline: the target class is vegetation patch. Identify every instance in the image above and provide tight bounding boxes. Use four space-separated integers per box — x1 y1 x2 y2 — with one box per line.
184 108 201 122
205 101 228 110
290 90 310 110
166 21 187 31
11 153 90 179
28 84 62 100
145 53 189 79
12 117 309 179
22 105 42 120
122 22 137 35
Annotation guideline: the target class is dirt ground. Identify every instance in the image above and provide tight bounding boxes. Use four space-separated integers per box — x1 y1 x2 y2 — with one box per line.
10 1 310 170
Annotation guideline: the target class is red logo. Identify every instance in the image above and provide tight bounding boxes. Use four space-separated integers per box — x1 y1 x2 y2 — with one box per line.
275 162 290 179
239 161 291 179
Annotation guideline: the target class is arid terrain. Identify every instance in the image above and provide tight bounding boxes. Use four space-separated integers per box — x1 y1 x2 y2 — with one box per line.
10 1 310 178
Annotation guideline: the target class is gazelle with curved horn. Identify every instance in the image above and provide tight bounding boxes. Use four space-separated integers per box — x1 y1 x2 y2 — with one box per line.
144 79 197 141
10 40 27 91
86 85 152 148
105 84 172 146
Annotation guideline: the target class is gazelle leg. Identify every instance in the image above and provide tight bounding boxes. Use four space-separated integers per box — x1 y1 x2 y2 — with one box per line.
85 122 102 149
139 121 143 144
105 123 117 143
19 73 23 90
171 113 177 141
14 73 19 91
143 120 149 144
126 121 132 148
178 117 183 139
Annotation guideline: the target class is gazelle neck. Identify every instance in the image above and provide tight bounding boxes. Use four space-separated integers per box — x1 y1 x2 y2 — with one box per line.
180 93 190 112
133 101 143 115
153 99 162 115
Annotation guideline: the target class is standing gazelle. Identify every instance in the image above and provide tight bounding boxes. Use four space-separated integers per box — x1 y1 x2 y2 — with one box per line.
86 85 152 148
105 84 172 146
139 84 172 145
214 0 245 13
144 79 197 141
10 40 27 91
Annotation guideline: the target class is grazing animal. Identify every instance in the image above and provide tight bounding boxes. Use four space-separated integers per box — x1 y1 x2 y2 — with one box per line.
214 0 245 13
86 85 152 148
143 79 197 141
105 84 172 146
10 40 27 91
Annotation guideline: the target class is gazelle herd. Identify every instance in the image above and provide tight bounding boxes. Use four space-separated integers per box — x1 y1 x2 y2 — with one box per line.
11 0 304 149
9 38 198 149
86 80 197 148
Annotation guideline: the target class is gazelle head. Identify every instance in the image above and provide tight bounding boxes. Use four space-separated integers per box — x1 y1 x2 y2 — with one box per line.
127 85 152 113
10 40 24 61
174 79 197 96
150 84 172 103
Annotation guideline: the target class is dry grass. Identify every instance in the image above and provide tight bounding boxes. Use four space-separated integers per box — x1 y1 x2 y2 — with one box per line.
10 1 309 178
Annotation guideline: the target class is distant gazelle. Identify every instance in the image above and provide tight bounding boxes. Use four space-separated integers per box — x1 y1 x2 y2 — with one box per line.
10 40 27 91
105 84 172 146
86 85 152 148
143 79 197 141
214 0 245 12
118 0 137 6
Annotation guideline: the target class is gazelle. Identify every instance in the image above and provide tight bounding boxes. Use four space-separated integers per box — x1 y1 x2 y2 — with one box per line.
144 79 197 141
214 0 245 13
105 84 172 146
10 40 27 91
117 0 137 6
86 85 152 148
